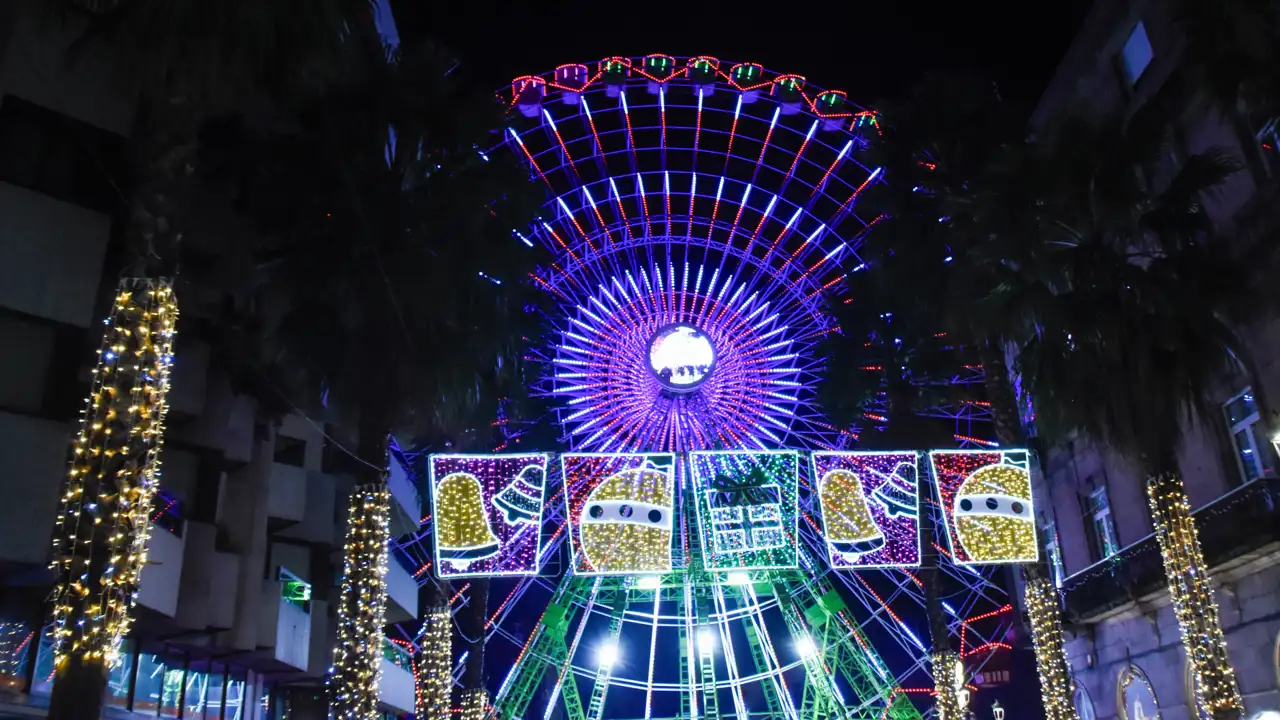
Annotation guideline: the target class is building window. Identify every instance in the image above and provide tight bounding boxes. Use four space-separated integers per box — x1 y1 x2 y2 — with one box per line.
0 96 128 215
274 434 306 468
1042 519 1065 587
1121 22 1154 86
1083 487 1119 561
1117 664 1162 720
1222 388 1274 484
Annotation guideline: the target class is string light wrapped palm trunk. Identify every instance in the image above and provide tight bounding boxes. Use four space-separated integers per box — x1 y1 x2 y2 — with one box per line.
46 279 178 719
415 604 452 720
980 344 1077 720
329 483 392 718
920 467 964 720
460 688 488 720
930 650 963 720
1146 472 1243 720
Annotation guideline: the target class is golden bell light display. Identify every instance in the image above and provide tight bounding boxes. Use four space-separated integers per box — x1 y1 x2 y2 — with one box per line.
579 462 673 573
953 463 1036 563
819 469 885 560
435 472 500 570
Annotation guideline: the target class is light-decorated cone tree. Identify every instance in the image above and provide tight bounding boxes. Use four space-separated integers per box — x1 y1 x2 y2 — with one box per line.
47 280 178 717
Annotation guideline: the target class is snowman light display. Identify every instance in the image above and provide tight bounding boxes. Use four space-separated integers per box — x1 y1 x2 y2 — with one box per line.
577 458 675 573
952 461 1036 563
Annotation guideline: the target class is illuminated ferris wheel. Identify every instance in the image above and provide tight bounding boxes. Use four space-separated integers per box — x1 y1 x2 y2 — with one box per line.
392 56 1015 720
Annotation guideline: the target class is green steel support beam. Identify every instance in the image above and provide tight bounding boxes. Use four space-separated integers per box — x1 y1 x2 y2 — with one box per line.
739 587 788 720
776 583 847 720
585 582 629 720
493 576 595 720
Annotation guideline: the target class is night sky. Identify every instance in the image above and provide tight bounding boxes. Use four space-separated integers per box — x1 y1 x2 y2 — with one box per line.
408 0 1095 112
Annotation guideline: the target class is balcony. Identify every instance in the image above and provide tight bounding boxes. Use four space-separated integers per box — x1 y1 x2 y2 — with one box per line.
136 522 186 617
0 410 66 567
257 572 313 672
387 456 421 537
378 638 415 714
267 461 308 523
385 554 418 624
1061 477 1280 623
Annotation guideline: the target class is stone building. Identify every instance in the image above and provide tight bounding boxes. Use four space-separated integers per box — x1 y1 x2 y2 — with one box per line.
1028 2 1280 720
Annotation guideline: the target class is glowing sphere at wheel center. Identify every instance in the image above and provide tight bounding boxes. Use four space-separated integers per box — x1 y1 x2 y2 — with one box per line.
647 324 715 391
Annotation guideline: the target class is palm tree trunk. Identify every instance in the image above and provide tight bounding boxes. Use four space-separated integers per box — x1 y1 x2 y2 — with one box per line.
463 579 486 702
1145 466 1243 720
978 342 1077 720
329 412 393 719
47 280 178 720
920 466 962 720
415 590 452 720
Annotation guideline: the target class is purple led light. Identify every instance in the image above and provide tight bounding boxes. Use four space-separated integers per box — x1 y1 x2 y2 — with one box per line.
812 451 921 569
428 453 549 578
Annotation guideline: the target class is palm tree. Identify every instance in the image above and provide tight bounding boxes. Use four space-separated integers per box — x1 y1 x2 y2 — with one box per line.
822 72 1080 720
459 578 490 719
43 3 370 718
235 40 544 716
1006 108 1266 720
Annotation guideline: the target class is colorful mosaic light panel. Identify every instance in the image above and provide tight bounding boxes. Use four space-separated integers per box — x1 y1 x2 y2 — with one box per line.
928 449 1038 565
689 451 800 571
562 453 677 575
429 454 550 578
812 451 921 569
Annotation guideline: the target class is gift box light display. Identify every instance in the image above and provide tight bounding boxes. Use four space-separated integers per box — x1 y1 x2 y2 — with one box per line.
689 450 799 571
562 453 676 575
429 454 550 578
928 450 1038 565
812 451 921 569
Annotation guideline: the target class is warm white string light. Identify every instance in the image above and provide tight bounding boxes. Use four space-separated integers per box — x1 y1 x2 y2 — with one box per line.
1025 569 1077 720
49 279 178 671
1146 473 1243 719
415 605 451 720
329 484 391 718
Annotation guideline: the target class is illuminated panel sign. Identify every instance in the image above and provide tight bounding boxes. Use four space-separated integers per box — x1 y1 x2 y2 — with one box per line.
812 451 920 569
689 450 799 571
429 454 550 578
562 453 677 575
928 449 1037 565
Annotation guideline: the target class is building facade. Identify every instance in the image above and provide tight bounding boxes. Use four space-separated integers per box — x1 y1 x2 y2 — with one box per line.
1029 3 1280 720
0 1 421 717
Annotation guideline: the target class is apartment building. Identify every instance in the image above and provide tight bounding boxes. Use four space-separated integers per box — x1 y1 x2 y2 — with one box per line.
1027 3 1280 720
0 1 421 717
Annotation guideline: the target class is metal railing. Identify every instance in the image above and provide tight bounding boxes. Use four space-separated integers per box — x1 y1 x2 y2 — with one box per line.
1060 477 1280 622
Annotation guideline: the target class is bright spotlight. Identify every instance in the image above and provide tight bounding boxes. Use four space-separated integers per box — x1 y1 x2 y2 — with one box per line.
635 576 661 590
597 641 619 668
697 628 716 655
796 635 817 659
726 571 751 586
